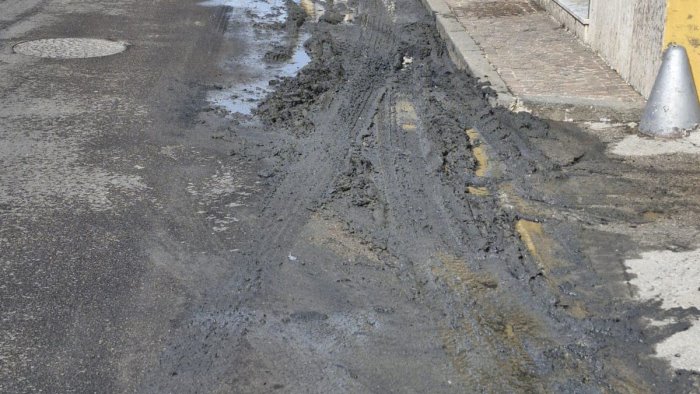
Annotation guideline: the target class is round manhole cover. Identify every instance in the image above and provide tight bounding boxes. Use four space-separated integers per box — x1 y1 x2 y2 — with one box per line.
13 38 127 59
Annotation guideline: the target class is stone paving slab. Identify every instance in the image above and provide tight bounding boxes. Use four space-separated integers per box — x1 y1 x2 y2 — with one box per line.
422 0 645 121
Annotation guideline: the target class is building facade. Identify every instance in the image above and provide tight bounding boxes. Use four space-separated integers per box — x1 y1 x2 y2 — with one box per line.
533 0 699 100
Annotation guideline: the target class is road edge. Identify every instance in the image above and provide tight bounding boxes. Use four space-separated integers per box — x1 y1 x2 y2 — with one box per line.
420 0 644 122
421 0 517 110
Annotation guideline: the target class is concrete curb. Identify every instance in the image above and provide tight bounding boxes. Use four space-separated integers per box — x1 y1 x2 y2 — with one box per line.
420 0 644 122
421 0 516 110
520 95 644 123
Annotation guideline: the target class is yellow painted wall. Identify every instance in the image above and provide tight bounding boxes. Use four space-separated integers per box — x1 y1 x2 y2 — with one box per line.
665 0 700 99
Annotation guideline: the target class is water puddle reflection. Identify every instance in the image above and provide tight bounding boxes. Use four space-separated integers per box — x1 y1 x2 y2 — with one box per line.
200 0 288 24
199 0 311 116
207 32 311 115
199 0 355 116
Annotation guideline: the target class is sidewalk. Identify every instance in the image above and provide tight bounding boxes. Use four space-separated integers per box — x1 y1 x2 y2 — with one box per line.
421 0 645 121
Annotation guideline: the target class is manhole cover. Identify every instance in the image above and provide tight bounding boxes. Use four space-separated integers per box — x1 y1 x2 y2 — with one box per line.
13 38 127 59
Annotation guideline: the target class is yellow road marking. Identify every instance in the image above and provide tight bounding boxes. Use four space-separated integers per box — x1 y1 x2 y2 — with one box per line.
300 0 321 19
466 128 489 177
432 253 543 390
467 186 489 197
303 214 383 264
435 253 499 293
515 220 563 271
515 220 588 319
395 100 418 131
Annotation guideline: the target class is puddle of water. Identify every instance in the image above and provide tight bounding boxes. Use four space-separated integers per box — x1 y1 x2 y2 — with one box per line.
199 0 288 24
199 0 360 116
198 0 358 115
282 33 311 75
207 32 311 115
208 80 270 115
199 0 312 115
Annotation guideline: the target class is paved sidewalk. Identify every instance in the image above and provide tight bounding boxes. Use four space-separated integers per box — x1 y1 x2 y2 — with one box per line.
422 0 645 121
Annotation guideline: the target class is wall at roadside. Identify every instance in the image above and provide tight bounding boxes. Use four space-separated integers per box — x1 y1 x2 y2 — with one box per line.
534 0 667 99
531 0 589 40
589 0 667 98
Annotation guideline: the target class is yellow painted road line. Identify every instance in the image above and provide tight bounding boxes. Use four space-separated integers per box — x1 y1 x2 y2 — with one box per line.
395 100 418 131
466 186 489 197
515 220 588 319
466 128 489 177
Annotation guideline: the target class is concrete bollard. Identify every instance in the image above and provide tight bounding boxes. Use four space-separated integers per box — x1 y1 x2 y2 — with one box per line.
639 45 700 138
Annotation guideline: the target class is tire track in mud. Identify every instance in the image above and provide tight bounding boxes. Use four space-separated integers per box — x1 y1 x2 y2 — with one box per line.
142 0 698 392
253 0 575 389
343 80 563 391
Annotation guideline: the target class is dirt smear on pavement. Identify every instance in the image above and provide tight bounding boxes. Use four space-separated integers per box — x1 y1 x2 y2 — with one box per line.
138 0 700 392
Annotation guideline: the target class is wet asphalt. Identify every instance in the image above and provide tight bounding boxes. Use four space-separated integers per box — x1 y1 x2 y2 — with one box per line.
2 0 700 393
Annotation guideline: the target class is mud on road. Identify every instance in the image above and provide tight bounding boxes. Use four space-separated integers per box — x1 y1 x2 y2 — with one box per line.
143 0 699 392
2 0 700 392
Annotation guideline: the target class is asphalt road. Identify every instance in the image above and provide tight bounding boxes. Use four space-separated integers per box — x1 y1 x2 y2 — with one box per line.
1 0 243 391
1 0 699 393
